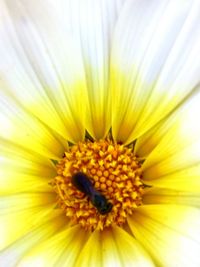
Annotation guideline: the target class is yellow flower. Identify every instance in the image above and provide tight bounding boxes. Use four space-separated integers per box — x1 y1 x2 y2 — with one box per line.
0 0 200 266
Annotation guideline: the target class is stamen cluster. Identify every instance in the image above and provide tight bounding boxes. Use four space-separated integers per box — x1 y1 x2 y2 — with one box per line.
51 139 144 231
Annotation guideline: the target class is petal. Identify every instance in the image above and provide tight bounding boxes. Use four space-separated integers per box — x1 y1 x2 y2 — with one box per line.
75 227 155 267
0 193 55 215
143 187 200 207
0 141 55 194
17 225 89 267
61 0 124 139
134 84 200 158
0 92 64 159
141 91 200 191
111 0 200 144
128 205 200 267
0 215 66 267
0 0 88 143
0 193 62 250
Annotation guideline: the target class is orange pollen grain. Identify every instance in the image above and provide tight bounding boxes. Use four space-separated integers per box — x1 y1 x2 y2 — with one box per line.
51 139 144 231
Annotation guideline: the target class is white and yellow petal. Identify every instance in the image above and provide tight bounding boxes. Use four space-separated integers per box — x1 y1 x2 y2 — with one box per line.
128 205 200 267
134 83 200 158
74 227 155 267
0 215 66 267
140 91 200 191
0 92 64 159
0 141 56 194
111 0 200 144
0 192 62 251
0 0 88 143
0 0 124 142
17 225 89 267
0 139 61 250
61 0 124 139
143 187 200 207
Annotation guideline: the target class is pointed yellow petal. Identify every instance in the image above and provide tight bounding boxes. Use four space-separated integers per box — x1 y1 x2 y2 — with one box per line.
109 226 155 267
143 164 200 192
128 205 200 266
0 141 55 194
75 227 155 267
0 195 61 250
61 0 124 139
18 225 89 267
0 215 66 266
0 193 55 214
111 0 200 144
135 84 200 158
74 230 102 267
143 187 200 207
0 93 64 159
1 0 87 143
141 91 200 191
134 99 184 158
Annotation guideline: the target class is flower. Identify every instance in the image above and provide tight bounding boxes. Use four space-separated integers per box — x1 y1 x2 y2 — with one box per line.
0 0 200 266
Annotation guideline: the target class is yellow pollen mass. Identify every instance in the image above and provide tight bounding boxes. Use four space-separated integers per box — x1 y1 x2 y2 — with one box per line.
51 139 144 231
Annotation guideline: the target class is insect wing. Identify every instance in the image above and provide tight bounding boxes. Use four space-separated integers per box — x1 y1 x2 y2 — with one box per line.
72 172 93 196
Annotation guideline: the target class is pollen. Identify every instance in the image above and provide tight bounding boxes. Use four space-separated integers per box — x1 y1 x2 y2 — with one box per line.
51 139 144 231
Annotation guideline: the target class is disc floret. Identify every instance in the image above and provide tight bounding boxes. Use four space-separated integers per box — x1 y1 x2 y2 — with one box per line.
51 139 144 231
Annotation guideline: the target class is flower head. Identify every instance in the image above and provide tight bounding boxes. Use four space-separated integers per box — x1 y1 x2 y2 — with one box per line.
0 0 200 266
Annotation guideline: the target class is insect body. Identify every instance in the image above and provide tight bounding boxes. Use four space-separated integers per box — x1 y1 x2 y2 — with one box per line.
90 191 113 215
72 172 113 215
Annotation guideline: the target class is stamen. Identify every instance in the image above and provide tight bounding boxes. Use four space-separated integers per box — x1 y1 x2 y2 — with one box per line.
51 139 144 231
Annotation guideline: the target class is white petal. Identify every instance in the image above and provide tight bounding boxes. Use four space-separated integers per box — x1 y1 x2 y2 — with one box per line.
0 0 88 143
111 0 200 144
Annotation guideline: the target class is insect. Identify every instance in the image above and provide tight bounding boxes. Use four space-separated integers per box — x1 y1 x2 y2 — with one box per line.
72 172 113 215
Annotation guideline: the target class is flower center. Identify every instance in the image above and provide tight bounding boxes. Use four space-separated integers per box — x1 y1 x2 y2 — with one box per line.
51 139 144 231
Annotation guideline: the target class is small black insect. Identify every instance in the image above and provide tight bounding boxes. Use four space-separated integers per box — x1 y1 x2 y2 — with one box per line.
72 172 113 215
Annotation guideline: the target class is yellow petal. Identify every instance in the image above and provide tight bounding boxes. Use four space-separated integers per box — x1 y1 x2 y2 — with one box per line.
0 193 55 214
0 92 64 159
0 215 66 266
134 100 183 158
135 84 200 158
1 0 87 143
143 187 200 207
75 227 155 267
61 0 124 139
74 230 102 267
0 141 55 194
18 225 89 267
0 193 61 250
141 91 200 191
111 0 200 144
128 205 200 266
143 163 200 192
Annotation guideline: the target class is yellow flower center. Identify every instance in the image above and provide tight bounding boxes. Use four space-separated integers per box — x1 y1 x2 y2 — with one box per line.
51 139 144 231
